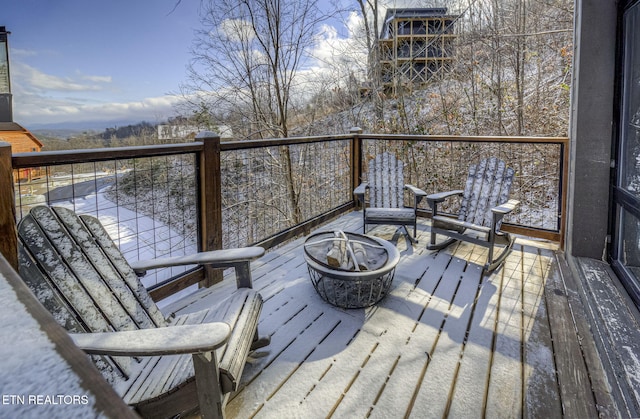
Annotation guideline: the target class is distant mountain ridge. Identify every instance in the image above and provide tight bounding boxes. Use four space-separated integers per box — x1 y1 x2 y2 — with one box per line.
27 118 162 141
27 118 146 133
30 128 96 139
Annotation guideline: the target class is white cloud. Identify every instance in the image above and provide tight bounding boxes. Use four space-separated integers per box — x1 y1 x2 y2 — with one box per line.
13 62 108 93
296 11 369 92
82 74 112 83
13 91 183 126
218 18 256 43
312 12 368 65
9 60 180 126
10 48 38 58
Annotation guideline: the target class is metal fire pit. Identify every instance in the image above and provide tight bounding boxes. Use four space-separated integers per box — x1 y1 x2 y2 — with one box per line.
303 231 400 308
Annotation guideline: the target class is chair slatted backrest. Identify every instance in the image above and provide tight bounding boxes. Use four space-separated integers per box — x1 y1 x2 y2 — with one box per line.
459 157 515 229
368 152 405 209
18 206 168 382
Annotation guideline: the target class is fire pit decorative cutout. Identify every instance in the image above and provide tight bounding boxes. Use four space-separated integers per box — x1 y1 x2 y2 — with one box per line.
303 231 400 308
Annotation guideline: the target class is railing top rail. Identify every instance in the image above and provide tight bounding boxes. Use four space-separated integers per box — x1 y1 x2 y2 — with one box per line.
12 142 204 169
359 133 570 144
10 133 570 169
219 133 354 151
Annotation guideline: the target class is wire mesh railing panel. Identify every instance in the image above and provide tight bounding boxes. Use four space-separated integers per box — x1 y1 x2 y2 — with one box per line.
221 139 352 248
14 153 198 289
291 140 352 221
362 138 564 232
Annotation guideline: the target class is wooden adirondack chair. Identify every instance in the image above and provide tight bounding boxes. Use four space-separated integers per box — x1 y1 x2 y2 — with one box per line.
354 152 427 243
426 157 520 272
17 205 269 419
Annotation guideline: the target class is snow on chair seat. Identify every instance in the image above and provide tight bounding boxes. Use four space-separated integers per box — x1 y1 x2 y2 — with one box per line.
354 152 427 243
17 205 268 419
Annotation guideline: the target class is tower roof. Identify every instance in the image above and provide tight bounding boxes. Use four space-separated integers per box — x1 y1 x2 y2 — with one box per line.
380 8 458 39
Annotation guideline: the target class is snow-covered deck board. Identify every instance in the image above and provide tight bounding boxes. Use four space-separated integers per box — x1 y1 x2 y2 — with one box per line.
166 211 612 418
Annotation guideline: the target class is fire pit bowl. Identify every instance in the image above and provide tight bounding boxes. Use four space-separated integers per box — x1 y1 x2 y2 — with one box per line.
303 231 400 308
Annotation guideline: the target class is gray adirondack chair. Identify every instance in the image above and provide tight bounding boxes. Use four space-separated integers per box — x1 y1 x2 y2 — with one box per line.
354 152 427 243
17 205 269 419
427 157 520 272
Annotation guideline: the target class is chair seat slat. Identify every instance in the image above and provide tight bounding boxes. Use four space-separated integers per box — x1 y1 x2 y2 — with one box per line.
79 212 167 328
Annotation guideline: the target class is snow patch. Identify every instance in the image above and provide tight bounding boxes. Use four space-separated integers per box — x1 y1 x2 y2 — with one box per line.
622 346 640 403
0 272 100 417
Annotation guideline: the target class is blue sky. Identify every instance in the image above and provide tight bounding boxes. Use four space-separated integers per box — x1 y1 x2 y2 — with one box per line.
2 0 416 131
0 0 199 128
3 0 204 129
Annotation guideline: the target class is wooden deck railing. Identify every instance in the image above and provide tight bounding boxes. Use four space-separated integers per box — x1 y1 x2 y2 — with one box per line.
358 133 569 242
0 131 568 302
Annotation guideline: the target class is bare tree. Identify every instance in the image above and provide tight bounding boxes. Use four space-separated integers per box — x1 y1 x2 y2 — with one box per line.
433 0 573 136
184 0 325 139
182 0 327 224
355 0 384 121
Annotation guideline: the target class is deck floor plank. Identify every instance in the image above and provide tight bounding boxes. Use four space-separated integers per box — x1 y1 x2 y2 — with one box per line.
446 271 498 418
521 245 563 418
229 304 344 418
328 246 453 418
290 278 431 416
253 314 364 417
568 257 640 417
485 250 524 418
544 256 600 419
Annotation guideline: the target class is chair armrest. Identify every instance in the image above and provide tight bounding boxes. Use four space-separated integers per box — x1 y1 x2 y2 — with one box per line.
130 246 265 276
69 323 230 357
405 184 428 207
354 182 368 205
405 184 427 197
354 182 368 195
426 190 464 205
492 199 520 215
427 189 464 203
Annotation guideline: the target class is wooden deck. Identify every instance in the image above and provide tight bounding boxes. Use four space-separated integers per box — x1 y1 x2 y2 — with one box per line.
166 211 618 418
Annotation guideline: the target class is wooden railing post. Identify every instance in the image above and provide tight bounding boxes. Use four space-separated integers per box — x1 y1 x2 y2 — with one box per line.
196 132 223 287
0 142 18 270
350 127 363 207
